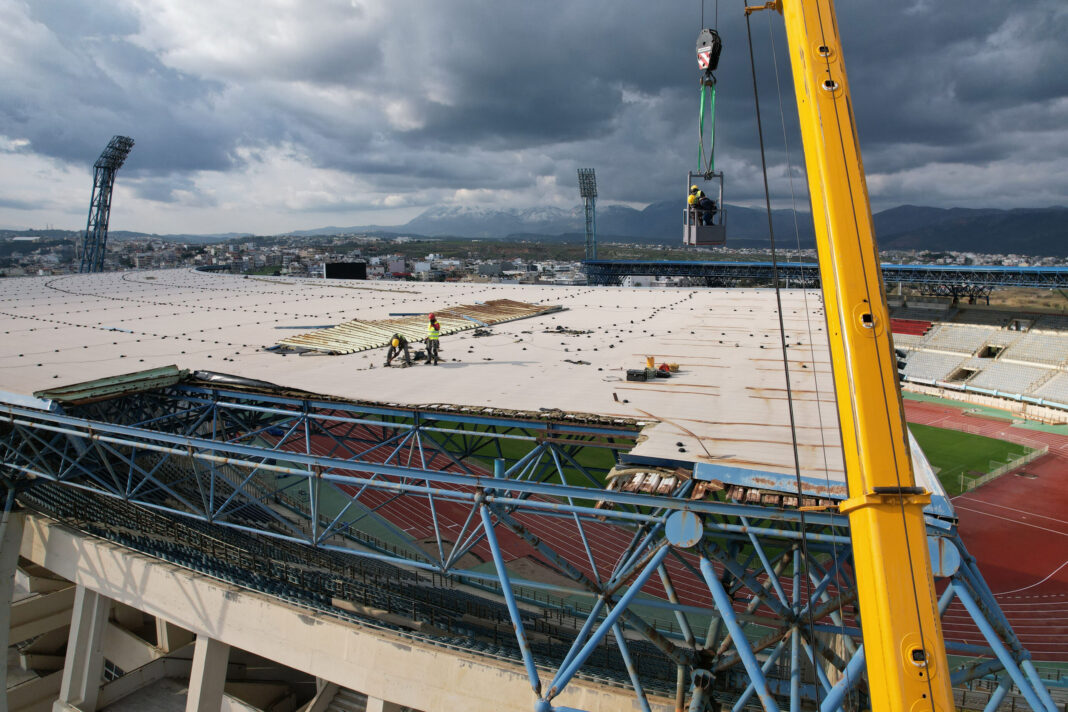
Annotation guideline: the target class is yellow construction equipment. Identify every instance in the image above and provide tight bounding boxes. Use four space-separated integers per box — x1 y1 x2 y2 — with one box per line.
772 0 955 708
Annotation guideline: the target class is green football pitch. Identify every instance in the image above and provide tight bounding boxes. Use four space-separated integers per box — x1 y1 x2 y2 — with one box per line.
906 422 1034 496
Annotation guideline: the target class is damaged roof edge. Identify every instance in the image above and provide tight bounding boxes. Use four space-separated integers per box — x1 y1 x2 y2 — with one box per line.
29 365 643 433
183 371 641 430
33 365 190 406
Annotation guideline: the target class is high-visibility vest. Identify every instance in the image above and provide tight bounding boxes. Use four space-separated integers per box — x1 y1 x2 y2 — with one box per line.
427 324 440 340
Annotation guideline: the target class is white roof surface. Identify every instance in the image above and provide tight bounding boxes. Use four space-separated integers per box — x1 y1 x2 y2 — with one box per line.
0 269 856 486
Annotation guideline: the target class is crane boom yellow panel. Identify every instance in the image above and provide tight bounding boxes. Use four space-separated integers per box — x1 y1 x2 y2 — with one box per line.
776 0 955 708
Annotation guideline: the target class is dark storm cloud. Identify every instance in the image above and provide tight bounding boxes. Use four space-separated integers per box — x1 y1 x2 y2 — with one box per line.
25 0 140 42
1 3 240 175
835 1 1067 153
0 197 40 210
130 174 217 206
0 0 1064 226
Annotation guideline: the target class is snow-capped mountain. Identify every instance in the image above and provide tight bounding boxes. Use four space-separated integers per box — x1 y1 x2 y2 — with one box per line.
404 205 583 237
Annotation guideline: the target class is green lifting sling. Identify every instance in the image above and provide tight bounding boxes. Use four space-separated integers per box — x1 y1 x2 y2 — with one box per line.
697 81 716 174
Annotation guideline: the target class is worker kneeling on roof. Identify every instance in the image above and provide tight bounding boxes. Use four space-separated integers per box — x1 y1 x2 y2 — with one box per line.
385 333 412 367
425 316 441 365
688 185 717 226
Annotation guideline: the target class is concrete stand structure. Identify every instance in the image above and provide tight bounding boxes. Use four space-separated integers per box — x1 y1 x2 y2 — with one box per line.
186 637 229 712
54 588 110 711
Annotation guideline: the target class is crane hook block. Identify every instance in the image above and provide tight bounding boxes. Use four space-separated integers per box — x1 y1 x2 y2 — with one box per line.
696 29 722 72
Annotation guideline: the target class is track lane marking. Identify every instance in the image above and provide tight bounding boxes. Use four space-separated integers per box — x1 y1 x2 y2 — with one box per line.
955 505 1068 537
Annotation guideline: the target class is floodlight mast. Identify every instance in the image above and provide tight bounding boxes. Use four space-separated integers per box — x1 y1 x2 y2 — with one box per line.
79 135 135 273
577 168 597 262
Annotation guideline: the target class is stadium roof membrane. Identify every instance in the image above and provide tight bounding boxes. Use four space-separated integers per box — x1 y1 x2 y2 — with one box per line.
0 269 946 506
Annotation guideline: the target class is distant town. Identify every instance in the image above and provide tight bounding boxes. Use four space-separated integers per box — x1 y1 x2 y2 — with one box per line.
2 230 1066 287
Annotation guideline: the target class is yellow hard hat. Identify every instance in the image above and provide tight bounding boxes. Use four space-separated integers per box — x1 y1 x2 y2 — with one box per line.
690 185 699 193
391 338 399 347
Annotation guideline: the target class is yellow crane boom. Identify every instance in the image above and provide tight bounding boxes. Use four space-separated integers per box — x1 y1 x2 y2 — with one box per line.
774 0 955 708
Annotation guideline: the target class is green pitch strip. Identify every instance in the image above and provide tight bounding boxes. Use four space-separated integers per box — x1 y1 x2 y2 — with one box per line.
907 422 1035 497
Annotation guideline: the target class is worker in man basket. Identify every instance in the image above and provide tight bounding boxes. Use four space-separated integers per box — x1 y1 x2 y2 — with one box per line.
385 333 412 367
688 185 717 226
426 317 441 365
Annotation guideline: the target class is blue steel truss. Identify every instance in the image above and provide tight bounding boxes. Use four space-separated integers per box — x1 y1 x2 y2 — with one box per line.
585 260 1068 298
79 135 134 274
0 382 1058 711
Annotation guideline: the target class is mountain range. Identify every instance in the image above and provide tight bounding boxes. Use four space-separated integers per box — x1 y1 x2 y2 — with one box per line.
11 204 1063 256
291 203 1068 257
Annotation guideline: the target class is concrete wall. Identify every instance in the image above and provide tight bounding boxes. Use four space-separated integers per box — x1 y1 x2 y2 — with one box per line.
20 514 672 712
904 383 1068 423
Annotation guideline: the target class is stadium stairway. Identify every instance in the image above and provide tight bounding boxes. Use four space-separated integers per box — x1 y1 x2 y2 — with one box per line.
890 317 934 336
327 687 368 712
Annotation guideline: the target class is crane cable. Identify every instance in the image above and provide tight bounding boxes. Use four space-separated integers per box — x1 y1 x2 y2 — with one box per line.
742 7 825 709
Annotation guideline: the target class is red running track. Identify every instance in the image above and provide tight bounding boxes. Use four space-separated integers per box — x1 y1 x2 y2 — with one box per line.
905 399 1068 660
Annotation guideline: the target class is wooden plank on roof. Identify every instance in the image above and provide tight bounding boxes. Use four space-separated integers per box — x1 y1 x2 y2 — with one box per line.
276 299 561 354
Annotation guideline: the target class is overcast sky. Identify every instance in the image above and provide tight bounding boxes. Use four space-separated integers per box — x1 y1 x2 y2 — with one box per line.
1 0 1065 234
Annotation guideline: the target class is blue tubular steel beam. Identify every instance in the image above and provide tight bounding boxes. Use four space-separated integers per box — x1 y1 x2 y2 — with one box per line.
704 542 794 622
478 504 542 697
584 260 1068 292
742 517 790 608
698 556 781 712
546 446 601 582
790 549 802 712
952 658 1011 688
954 534 1030 652
688 670 715 712
983 678 1010 712
175 384 640 439
610 617 651 712
802 564 857 660
951 583 1048 712
1020 659 1058 712
937 583 955 616
798 636 834 696
546 543 669 700
555 596 607 679
732 638 788 712
818 645 866 712
0 404 851 532
484 504 688 666
657 565 695 647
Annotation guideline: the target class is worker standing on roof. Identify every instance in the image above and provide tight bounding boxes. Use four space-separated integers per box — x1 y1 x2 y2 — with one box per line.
426 318 441 365
385 333 412 367
688 185 717 226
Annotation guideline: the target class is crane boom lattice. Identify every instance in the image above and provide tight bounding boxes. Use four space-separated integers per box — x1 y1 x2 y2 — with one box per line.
79 135 134 273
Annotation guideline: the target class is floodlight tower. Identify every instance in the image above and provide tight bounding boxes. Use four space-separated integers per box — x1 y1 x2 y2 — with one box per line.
79 135 135 273
577 168 597 262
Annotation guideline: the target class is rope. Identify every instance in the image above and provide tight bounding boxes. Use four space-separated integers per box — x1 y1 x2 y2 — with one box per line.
744 6 824 708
